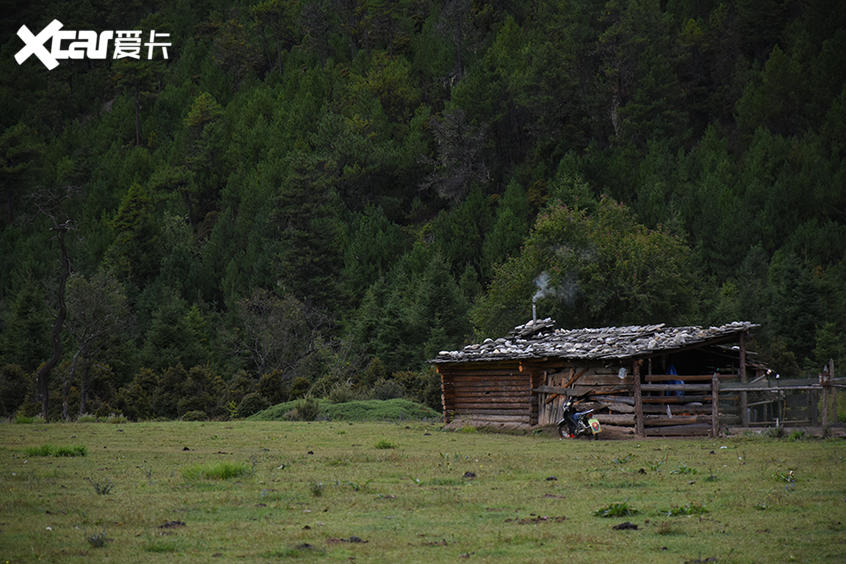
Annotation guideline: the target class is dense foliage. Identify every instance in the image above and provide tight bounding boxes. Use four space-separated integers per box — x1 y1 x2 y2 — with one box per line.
1 0 844 419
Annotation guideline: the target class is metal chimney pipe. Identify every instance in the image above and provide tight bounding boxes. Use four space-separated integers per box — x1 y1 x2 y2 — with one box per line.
532 299 537 325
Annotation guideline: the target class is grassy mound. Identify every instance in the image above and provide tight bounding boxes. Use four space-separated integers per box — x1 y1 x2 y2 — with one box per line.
249 398 440 422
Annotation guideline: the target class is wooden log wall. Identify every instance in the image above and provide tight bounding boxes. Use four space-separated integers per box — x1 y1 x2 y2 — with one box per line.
439 348 753 437
438 362 532 428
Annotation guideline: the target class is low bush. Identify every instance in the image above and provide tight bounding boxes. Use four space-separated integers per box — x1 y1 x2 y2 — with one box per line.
374 440 397 449
181 410 207 421
236 393 270 418
182 461 251 480
664 502 708 516
14 414 44 424
25 444 87 457
86 477 114 495
286 398 320 421
86 531 109 548
250 398 440 422
594 502 639 518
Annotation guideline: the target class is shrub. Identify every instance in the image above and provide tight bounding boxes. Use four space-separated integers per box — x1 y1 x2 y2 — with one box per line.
664 502 708 516
289 377 311 400
258 370 289 404
375 440 397 449
55 445 88 456
372 378 404 400
594 502 638 518
25 444 86 457
236 393 270 418
86 477 114 495
86 531 109 548
226 370 255 407
14 414 44 424
24 444 53 456
181 410 207 421
182 461 251 480
285 398 320 421
328 382 358 403
670 463 697 475
0 364 29 418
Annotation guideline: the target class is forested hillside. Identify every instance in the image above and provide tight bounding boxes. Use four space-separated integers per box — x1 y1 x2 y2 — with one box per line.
1 0 844 420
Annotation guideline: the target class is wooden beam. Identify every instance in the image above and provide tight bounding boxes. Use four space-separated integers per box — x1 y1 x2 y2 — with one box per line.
633 360 644 437
645 423 712 436
640 383 712 392
645 373 738 382
711 372 719 438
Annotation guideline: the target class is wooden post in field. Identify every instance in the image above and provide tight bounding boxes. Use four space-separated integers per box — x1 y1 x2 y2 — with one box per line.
830 359 838 425
821 364 830 429
633 360 644 438
436 367 448 424
739 333 748 426
711 372 719 438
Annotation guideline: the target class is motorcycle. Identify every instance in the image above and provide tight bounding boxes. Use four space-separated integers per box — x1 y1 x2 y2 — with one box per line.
557 396 601 439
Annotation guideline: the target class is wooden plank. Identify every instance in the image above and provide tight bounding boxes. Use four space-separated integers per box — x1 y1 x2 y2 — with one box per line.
449 380 530 387
439 361 520 370
453 409 530 416
599 424 636 436
452 415 531 423
712 372 719 437
451 396 531 404
645 424 712 436
443 373 527 380
599 401 634 413
450 389 532 396
447 386 528 393
644 415 712 426
592 395 635 405
451 401 531 408
448 392 528 399
645 374 737 382
641 395 713 403
595 413 635 425
533 385 631 395
634 360 644 437
641 383 712 392
719 383 823 392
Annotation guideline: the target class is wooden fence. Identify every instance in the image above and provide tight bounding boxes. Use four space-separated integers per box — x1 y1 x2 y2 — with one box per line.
534 361 844 437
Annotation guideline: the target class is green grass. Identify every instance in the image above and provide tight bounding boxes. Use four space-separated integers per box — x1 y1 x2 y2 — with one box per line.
1 420 844 562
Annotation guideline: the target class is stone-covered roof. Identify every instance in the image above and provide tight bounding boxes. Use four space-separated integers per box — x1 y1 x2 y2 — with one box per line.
431 320 758 364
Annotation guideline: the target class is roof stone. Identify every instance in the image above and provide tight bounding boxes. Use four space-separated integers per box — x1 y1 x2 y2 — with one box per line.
431 321 758 364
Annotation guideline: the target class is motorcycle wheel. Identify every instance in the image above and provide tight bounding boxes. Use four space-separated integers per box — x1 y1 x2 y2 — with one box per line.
557 425 572 439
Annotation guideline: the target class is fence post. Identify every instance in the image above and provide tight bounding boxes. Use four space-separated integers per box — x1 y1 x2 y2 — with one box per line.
711 372 719 438
739 333 748 426
633 360 644 438
830 359 838 425
821 365 830 429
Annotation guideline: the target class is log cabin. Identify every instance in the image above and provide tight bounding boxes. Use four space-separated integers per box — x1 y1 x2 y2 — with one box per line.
430 319 759 437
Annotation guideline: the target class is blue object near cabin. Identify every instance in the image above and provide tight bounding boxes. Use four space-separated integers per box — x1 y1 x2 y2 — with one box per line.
666 365 683 397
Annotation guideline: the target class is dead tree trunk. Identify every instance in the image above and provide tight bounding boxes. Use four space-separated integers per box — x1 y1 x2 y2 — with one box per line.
36 221 71 419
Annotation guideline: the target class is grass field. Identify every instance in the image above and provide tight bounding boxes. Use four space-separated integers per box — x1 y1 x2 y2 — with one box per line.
1 420 844 562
